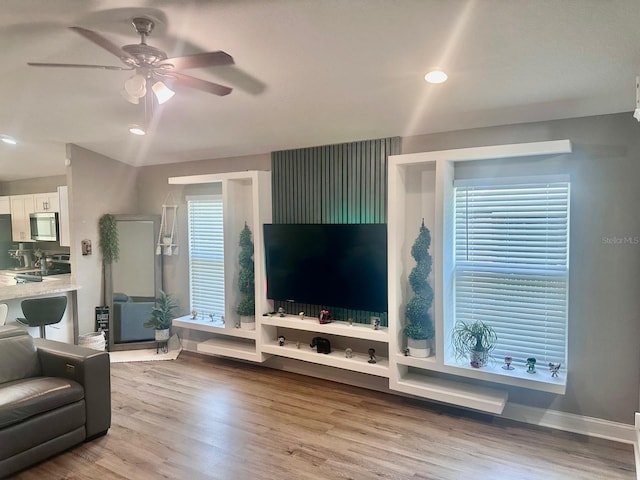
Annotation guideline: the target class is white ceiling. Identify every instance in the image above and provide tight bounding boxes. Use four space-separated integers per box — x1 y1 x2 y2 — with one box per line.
1 0 639 181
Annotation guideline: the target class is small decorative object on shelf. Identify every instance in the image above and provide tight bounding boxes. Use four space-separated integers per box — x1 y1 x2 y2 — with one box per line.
278 335 286 346
502 355 514 370
348 318 353 326
299 311 305 320
296 341 301 349
402 348 410 356
368 348 376 364
526 357 537 373
209 313 215 323
191 310 198 320
310 336 331 354
278 307 285 317
235 320 241 328
452 320 497 368
371 316 380 330
319 309 333 324
345 348 353 358
548 362 561 377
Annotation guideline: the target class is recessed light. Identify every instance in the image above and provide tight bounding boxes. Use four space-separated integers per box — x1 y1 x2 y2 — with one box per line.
424 70 448 84
0 135 17 145
128 125 146 136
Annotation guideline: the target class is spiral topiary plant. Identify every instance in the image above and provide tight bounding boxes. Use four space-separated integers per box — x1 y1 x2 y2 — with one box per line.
236 223 255 317
403 220 435 341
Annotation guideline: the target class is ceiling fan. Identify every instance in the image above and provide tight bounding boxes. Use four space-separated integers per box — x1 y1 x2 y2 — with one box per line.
27 17 234 105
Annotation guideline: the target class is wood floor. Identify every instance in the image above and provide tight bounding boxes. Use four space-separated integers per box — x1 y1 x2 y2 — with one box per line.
11 352 635 480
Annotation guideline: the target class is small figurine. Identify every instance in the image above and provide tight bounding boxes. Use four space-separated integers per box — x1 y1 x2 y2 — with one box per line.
402 347 410 356
373 318 380 330
319 309 333 324
299 311 305 320
548 362 561 377
526 357 537 373
278 307 285 317
502 355 514 370
221 315 225 326
209 313 215 323
345 348 353 359
368 348 376 364
191 310 198 320
278 335 286 346
310 336 331 354
235 320 241 328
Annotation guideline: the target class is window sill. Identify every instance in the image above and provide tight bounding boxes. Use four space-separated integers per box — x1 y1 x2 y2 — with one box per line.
396 354 566 394
442 357 566 394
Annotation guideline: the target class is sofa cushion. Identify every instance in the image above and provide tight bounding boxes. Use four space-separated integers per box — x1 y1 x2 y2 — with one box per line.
0 328 41 384
0 377 84 429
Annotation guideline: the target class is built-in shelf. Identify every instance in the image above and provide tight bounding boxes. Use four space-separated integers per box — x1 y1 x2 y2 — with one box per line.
260 315 389 342
261 342 389 377
394 372 508 414
394 353 566 394
173 315 257 340
197 338 261 362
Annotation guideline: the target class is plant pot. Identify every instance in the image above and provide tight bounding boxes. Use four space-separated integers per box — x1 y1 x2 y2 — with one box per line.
240 315 256 330
470 349 489 368
407 338 430 358
155 328 170 342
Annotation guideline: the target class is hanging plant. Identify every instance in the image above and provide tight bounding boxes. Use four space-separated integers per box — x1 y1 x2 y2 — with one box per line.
236 223 255 316
98 214 119 264
403 220 435 340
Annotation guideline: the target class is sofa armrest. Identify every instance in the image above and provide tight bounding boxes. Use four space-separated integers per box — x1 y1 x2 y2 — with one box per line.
34 339 111 439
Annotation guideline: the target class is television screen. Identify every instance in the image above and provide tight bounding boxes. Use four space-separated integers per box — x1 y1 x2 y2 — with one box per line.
263 223 387 312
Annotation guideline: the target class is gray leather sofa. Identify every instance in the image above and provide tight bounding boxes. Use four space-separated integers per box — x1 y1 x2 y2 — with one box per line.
0 325 111 478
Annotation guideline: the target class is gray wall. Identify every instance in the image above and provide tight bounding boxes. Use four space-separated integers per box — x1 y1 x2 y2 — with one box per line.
0 175 66 195
66 144 140 335
136 153 271 316
403 113 640 424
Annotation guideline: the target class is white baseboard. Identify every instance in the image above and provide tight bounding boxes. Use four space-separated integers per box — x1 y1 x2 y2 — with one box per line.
502 403 636 444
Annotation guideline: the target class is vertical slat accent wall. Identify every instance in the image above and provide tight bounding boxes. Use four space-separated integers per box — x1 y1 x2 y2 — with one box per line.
272 137 399 224
271 137 400 322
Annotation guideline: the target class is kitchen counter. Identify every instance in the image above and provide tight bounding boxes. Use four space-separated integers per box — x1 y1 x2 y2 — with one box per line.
0 271 81 344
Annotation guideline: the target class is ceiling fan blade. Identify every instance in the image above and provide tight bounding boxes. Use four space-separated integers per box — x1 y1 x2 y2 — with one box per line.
70 26 135 62
27 62 131 71
169 72 232 96
159 51 234 71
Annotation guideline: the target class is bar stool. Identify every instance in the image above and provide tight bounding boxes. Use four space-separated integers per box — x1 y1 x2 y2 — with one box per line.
0 303 7 326
17 296 67 338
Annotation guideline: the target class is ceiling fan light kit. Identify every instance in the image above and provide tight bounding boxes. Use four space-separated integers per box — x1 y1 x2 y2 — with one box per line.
27 16 235 130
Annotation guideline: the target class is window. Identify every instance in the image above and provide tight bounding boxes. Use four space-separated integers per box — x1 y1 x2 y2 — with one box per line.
187 195 225 318
453 177 570 367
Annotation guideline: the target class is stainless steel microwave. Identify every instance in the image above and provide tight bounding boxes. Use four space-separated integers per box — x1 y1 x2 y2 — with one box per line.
30 212 59 242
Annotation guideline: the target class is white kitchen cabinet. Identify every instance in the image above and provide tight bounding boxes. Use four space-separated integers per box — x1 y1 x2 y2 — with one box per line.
57 186 70 247
34 192 59 212
0 196 10 215
10 194 35 242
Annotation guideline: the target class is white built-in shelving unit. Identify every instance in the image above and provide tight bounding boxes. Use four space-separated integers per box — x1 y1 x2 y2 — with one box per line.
387 140 572 413
168 170 272 362
168 144 572 415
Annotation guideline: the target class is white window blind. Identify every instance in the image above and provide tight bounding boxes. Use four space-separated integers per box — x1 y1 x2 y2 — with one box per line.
187 195 225 318
453 178 570 366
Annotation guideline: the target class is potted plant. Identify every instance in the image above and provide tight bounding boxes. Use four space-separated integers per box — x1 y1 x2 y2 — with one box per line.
236 223 256 330
403 221 435 357
144 290 178 341
451 319 497 368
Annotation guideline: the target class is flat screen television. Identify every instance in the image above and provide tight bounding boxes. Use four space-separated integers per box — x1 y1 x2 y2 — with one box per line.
263 223 387 312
